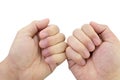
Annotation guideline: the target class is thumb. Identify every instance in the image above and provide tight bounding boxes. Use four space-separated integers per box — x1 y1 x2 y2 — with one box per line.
20 18 49 37
90 22 118 43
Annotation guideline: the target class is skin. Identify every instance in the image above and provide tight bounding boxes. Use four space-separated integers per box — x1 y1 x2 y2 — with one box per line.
0 19 67 80
66 22 120 80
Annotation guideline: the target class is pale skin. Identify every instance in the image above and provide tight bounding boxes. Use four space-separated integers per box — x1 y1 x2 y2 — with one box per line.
66 22 120 80
0 20 120 80
0 19 67 80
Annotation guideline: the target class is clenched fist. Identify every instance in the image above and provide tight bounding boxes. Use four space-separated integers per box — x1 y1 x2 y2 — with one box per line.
66 22 120 80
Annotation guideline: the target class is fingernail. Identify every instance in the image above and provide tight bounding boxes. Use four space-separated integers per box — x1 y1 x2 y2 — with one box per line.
88 42 95 52
84 50 90 58
81 59 86 66
93 37 101 46
42 49 49 57
40 40 48 48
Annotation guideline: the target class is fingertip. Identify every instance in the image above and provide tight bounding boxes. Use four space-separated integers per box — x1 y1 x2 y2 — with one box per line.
41 18 50 23
39 40 48 48
76 56 86 66
90 21 98 25
36 18 50 30
39 31 48 39
88 42 95 52
92 37 102 46
42 49 49 57
80 59 86 66
84 50 90 59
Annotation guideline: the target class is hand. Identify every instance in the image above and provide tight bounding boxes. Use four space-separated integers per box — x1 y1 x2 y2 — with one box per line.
0 19 66 80
66 22 120 80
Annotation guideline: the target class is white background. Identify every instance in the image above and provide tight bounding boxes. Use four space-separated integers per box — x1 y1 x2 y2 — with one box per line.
0 0 120 80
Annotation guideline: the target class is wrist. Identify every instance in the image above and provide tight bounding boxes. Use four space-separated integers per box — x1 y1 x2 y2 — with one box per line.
0 57 18 80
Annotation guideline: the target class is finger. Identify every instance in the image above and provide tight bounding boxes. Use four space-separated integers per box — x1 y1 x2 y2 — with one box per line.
90 21 119 43
66 47 86 66
39 25 59 39
18 18 49 37
67 59 76 69
42 42 67 57
45 53 66 71
39 33 65 48
73 28 95 52
67 36 90 58
33 35 39 46
81 24 102 46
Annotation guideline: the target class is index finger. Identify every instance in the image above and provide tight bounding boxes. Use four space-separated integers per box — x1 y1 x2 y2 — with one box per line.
39 25 59 39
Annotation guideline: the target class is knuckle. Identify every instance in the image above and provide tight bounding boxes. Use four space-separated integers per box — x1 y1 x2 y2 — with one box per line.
60 42 67 49
60 33 65 38
31 20 38 25
16 28 24 36
73 28 79 33
46 25 60 35
103 24 108 28
73 28 79 36
59 33 65 40
50 24 59 31
17 29 22 34
81 24 89 29
30 20 38 29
